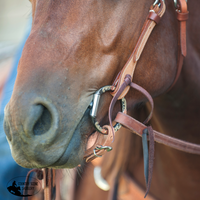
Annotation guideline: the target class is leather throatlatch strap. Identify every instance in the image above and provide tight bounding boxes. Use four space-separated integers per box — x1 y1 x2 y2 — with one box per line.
168 0 189 90
110 1 166 99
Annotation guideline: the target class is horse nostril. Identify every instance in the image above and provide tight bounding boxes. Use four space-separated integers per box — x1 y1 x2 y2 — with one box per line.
33 105 52 135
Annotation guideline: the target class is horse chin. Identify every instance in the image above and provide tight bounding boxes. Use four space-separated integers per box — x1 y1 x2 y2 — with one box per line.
8 127 86 169
42 112 102 169
48 131 99 168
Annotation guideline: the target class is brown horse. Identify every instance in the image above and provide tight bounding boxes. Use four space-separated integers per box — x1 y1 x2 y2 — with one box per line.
3 0 200 199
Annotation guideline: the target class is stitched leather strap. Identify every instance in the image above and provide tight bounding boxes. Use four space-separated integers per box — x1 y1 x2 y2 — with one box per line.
110 1 166 99
148 12 161 24
115 112 200 155
168 0 189 90
84 1 166 163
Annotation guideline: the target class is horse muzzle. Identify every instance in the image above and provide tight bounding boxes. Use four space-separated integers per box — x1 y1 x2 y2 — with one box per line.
3 97 80 168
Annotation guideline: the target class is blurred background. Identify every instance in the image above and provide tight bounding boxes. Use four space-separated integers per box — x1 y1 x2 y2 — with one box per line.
0 1 32 200
0 0 31 89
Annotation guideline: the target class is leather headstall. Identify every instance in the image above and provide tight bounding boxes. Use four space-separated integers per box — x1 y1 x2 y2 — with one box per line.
84 0 166 162
83 0 200 198
84 0 199 164
24 1 194 199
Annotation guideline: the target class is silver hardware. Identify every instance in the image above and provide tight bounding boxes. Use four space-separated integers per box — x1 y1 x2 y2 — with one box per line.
88 101 93 108
153 0 165 8
90 85 127 134
90 85 114 118
153 0 159 6
94 166 110 191
90 94 101 118
93 145 113 157
174 0 177 8
96 145 112 151
174 0 187 9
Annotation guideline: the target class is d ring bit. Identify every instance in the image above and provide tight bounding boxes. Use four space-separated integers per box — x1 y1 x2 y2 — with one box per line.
90 85 127 134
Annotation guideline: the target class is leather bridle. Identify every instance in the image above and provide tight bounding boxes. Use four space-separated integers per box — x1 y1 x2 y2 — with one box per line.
84 0 194 162
24 0 195 199
83 0 198 197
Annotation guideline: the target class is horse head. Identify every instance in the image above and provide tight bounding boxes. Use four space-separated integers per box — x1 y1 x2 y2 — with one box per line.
4 0 177 168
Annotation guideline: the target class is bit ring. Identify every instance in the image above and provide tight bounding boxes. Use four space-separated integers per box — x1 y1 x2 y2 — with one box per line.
90 85 127 134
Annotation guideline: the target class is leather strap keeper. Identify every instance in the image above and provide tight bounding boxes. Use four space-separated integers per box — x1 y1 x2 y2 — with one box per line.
177 11 189 21
148 12 161 24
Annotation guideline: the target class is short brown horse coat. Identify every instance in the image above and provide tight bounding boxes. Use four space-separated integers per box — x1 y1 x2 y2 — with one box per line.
3 0 200 199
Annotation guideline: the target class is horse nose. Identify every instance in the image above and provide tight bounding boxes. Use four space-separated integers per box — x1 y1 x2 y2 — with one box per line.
28 104 52 135
4 98 61 167
24 100 59 143
4 98 59 145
